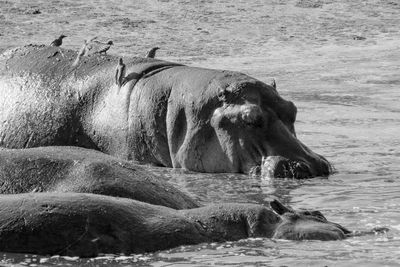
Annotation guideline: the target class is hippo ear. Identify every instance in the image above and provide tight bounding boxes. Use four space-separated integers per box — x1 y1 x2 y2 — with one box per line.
269 199 294 215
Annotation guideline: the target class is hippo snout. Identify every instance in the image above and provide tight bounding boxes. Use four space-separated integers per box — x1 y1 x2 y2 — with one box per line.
270 200 349 241
273 219 347 241
261 155 331 179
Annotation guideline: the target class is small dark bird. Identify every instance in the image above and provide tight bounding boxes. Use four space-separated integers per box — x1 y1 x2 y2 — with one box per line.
271 78 276 90
95 40 114 54
115 58 126 88
50 35 67 47
146 47 159 58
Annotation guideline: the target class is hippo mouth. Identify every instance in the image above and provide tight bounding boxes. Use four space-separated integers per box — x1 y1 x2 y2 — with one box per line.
260 156 332 179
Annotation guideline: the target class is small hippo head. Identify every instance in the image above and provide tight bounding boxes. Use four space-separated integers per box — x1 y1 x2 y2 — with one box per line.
270 200 350 241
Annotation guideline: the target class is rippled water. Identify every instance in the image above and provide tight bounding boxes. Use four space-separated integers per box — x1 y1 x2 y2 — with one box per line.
1 0 400 266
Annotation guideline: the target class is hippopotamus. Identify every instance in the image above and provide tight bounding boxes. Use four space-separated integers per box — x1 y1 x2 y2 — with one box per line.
0 45 331 178
0 193 352 257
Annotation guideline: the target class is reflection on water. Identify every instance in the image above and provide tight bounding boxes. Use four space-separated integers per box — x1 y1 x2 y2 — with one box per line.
1 0 400 265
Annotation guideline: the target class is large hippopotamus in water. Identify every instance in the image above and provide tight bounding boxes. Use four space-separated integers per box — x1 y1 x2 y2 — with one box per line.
0 45 331 178
0 146 353 257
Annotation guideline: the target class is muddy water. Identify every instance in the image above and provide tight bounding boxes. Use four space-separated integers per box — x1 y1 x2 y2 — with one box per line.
1 0 400 266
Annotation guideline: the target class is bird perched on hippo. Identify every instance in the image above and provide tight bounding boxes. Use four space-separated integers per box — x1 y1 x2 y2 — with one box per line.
146 46 160 58
50 34 66 47
93 40 114 54
115 57 126 88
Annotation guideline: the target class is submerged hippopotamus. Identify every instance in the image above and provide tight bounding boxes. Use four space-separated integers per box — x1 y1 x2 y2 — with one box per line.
0 45 331 178
0 193 351 257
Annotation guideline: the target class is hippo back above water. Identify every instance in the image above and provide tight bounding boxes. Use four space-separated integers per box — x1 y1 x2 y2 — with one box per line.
0 45 331 178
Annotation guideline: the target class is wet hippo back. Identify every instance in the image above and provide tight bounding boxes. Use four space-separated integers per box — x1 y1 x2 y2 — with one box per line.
0 45 180 160
0 146 199 209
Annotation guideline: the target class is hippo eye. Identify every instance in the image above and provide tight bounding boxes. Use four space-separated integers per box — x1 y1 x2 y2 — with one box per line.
217 90 225 100
241 106 265 127
218 89 229 102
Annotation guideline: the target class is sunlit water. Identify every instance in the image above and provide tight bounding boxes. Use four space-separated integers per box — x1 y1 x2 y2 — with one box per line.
0 0 399 266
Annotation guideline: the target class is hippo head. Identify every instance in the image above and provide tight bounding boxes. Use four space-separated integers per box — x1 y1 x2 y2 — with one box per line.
270 200 350 241
208 73 332 178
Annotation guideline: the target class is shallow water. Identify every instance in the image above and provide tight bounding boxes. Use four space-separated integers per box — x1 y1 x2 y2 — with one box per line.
1 0 400 266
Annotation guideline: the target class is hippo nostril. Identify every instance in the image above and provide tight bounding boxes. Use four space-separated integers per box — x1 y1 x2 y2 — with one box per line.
291 162 313 179
295 162 310 172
